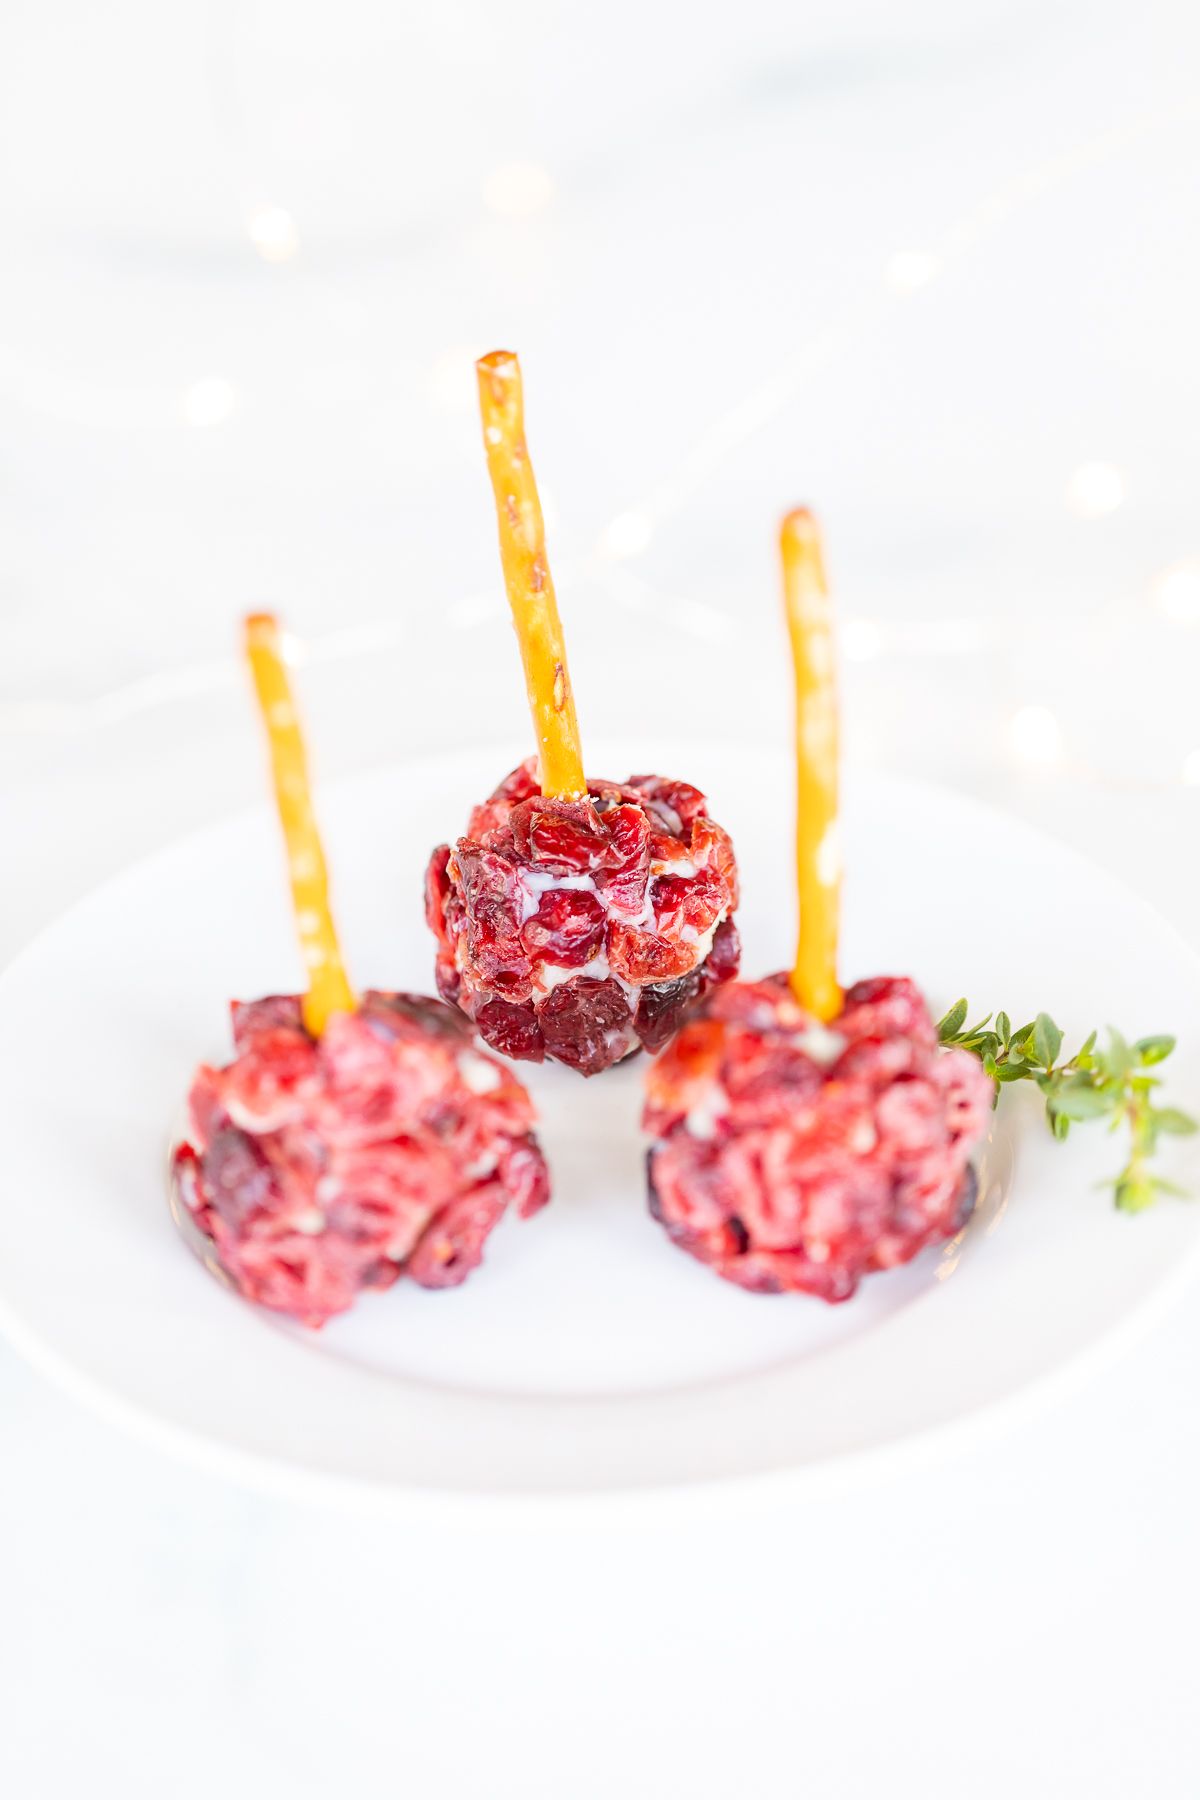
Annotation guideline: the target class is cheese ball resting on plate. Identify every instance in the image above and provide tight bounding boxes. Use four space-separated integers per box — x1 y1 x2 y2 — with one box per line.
641 509 992 1297
170 614 549 1329
643 973 992 1299
426 757 740 1075
174 990 549 1328
431 350 741 1073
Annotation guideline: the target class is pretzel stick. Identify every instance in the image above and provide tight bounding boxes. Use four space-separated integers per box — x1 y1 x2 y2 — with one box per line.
781 509 843 1023
244 614 355 1036
476 350 586 800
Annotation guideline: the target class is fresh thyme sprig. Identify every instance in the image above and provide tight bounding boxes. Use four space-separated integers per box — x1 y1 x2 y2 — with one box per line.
936 1000 1197 1213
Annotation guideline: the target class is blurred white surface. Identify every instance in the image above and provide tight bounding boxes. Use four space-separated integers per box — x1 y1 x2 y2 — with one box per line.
2 2 1200 1795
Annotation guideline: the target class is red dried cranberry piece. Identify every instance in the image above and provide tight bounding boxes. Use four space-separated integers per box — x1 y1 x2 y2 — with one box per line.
360 990 469 1042
494 759 541 803
424 846 452 944
723 1251 859 1303
407 1185 508 1288
635 971 702 1053
231 995 306 1050
456 845 522 940
486 969 537 1002
467 759 541 838
721 1046 825 1126
221 1026 319 1127
440 877 466 942
704 916 742 987
627 774 708 832
475 997 545 1063
690 816 740 907
705 973 792 1028
607 921 696 984
647 830 702 875
538 976 637 1076
683 1220 757 1269
521 887 607 966
185 1064 228 1150
201 1127 284 1229
642 1017 727 1138
502 1137 553 1217
529 813 608 870
653 868 726 941
839 976 934 1046
434 955 462 1007
595 802 651 917
646 1137 736 1234
456 845 529 992
510 796 612 872
172 1140 209 1227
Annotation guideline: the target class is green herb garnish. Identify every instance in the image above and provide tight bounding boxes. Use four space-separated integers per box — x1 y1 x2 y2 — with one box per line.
936 1001 1196 1212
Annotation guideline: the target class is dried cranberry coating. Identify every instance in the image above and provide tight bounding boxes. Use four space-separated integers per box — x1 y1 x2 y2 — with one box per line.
644 974 993 1300
173 991 549 1327
425 758 741 1075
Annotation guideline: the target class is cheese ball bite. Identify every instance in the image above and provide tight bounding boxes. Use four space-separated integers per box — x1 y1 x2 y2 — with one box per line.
428 350 741 1072
427 758 739 1074
642 511 991 1296
644 974 991 1298
172 615 549 1327
175 991 548 1327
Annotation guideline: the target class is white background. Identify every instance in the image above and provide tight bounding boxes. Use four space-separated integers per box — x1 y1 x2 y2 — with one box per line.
3 2 1200 1794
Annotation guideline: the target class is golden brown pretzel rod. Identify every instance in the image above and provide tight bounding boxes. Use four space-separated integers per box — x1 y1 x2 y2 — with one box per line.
781 509 843 1023
244 613 355 1036
476 350 586 800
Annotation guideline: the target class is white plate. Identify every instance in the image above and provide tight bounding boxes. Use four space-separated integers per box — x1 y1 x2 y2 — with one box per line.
2 742 1199 1516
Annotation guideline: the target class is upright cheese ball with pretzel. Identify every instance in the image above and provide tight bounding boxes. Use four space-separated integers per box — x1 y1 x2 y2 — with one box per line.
644 513 993 1299
172 616 549 1328
426 353 741 1076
